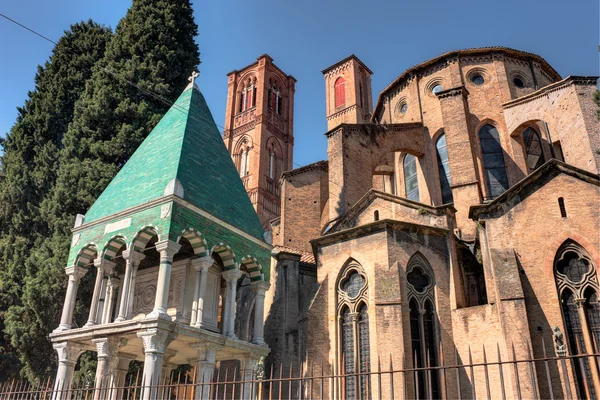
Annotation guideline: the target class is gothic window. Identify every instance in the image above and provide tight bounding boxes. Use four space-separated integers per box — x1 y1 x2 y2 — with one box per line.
404 154 419 202
479 124 508 199
554 240 600 399
435 134 453 204
406 254 440 399
335 77 346 108
237 139 251 177
268 81 282 115
522 127 545 171
338 264 370 399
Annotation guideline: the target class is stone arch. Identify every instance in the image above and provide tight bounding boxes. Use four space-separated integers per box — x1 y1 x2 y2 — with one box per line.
74 243 99 268
101 235 127 261
240 256 264 281
177 229 208 258
543 231 600 280
506 110 556 137
131 226 159 253
212 243 237 270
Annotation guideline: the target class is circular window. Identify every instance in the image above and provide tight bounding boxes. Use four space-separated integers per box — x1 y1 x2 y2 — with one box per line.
513 77 525 88
400 103 408 114
471 74 485 85
432 84 443 94
407 267 429 293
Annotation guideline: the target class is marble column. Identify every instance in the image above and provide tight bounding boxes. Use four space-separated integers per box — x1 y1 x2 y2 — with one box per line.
148 240 181 319
239 356 259 399
250 281 270 345
54 266 87 332
138 328 176 400
191 343 217 400
96 275 108 325
111 356 133 400
92 337 126 400
115 250 145 322
222 269 243 338
190 256 214 328
52 342 82 400
85 259 105 327
102 275 120 324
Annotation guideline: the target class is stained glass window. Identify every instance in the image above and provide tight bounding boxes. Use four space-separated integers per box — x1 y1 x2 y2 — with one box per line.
358 304 371 399
436 134 453 204
404 154 419 202
522 127 545 171
479 124 508 199
557 251 590 283
341 271 365 298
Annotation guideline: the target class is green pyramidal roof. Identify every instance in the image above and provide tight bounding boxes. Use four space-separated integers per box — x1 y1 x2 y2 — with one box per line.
85 84 265 240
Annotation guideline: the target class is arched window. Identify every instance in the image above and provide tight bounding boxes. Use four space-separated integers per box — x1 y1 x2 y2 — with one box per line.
522 127 545 171
435 134 453 204
238 139 251 177
554 240 600 399
404 154 419 202
335 77 346 108
478 124 508 199
268 81 282 115
338 265 370 399
407 254 440 399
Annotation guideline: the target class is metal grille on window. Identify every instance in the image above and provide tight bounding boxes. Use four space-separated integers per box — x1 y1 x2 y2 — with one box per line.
358 304 371 400
338 264 370 399
479 124 508 199
341 307 356 399
555 240 599 399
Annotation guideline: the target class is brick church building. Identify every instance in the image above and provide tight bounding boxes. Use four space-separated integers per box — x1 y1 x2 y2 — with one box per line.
223 48 600 398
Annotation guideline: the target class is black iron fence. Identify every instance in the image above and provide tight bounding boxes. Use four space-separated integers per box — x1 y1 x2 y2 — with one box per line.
1 346 599 399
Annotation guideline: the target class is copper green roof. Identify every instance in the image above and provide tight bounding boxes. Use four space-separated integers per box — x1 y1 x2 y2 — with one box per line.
85 84 265 240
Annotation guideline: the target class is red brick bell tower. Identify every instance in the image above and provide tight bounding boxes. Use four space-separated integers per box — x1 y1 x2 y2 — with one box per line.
223 55 296 230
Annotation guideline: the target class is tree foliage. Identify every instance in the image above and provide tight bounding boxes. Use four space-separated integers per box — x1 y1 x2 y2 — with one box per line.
2 0 200 381
0 20 111 380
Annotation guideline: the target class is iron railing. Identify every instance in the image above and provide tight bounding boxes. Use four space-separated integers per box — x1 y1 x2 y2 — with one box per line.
1 345 599 399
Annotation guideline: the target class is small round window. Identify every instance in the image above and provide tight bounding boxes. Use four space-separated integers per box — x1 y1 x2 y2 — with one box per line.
513 77 525 88
471 74 484 85
400 103 408 115
432 84 443 94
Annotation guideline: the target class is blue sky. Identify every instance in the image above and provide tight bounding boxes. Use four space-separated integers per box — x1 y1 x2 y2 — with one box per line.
0 0 598 166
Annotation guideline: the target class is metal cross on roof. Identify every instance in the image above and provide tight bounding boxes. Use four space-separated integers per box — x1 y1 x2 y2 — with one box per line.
188 71 199 87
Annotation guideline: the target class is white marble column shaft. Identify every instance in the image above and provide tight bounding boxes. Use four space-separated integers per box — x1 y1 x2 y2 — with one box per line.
52 342 82 400
55 266 87 332
149 240 181 319
250 280 270 345
192 343 217 400
138 329 175 400
221 269 243 338
116 250 145 322
191 256 213 328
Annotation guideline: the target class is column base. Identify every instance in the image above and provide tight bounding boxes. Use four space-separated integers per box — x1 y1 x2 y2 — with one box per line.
147 309 172 320
53 324 71 333
114 316 126 322
251 339 265 346
84 321 95 327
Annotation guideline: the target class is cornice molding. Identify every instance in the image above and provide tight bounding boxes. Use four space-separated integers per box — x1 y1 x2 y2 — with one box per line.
502 76 599 109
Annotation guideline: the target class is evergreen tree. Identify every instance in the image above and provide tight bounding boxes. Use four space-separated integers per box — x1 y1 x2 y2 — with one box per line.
0 21 111 380
4 0 200 381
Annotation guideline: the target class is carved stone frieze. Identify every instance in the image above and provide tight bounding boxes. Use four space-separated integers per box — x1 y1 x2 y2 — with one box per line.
234 109 256 128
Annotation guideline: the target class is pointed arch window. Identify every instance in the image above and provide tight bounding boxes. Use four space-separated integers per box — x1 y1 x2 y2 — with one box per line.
338 265 370 399
335 77 346 108
268 81 282 115
479 124 508 199
239 78 256 113
404 154 419 202
435 133 453 204
406 254 440 399
522 127 545 172
238 139 251 177
554 241 600 399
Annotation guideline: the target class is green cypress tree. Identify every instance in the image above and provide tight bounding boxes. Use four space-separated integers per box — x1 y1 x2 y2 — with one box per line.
5 0 200 381
45 0 200 235
0 21 112 380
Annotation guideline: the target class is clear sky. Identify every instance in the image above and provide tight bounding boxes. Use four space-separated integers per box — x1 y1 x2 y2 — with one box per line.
0 0 598 166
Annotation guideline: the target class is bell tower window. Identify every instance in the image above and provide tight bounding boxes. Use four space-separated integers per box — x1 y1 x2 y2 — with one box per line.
335 77 346 108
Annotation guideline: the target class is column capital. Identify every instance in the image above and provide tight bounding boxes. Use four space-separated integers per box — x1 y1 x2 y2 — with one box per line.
250 280 270 293
155 240 181 258
53 341 84 365
122 249 146 265
92 337 127 358
191 255 213 272
137 328 176 354
222 268 243 282
93 257 116 270
65 265 88 281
